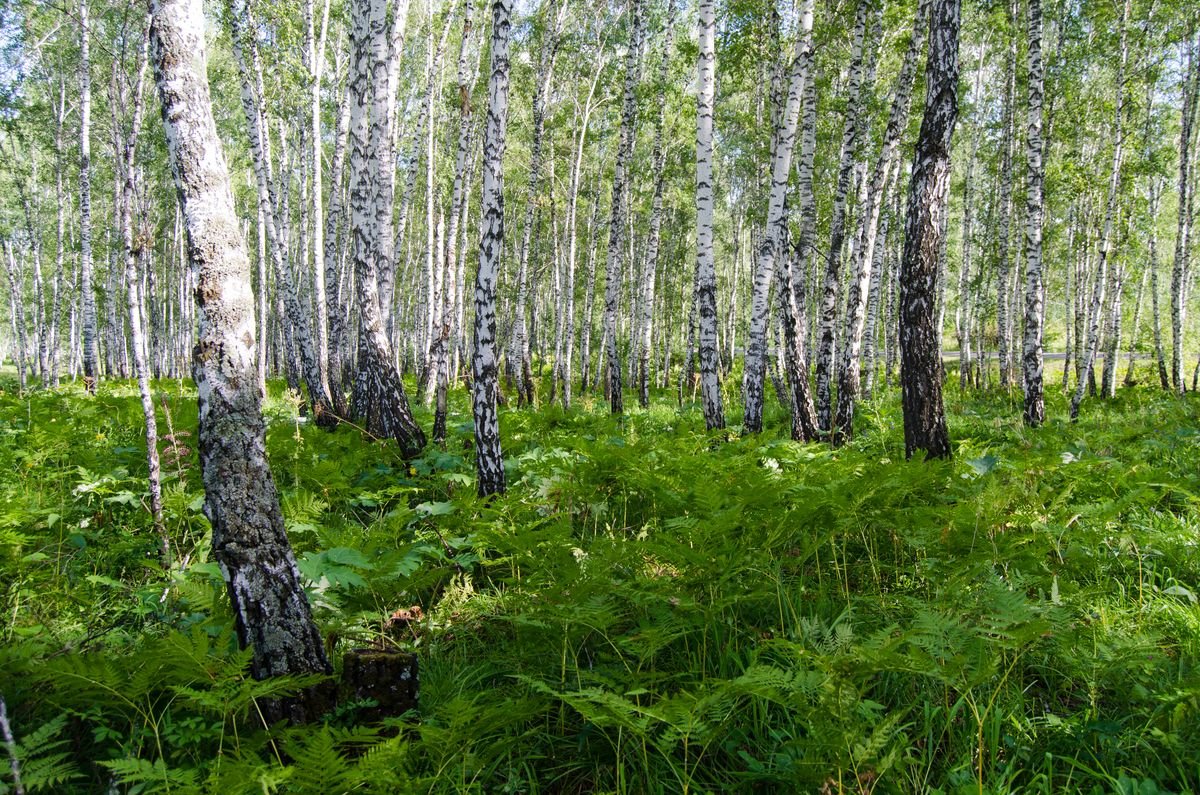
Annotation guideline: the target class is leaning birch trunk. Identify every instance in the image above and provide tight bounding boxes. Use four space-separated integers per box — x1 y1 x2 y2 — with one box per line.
1171 32 1198 393
694 0 725 430
602 0 644 414
79 0 99 393
812 0 871 433
560 63 603 409
637 1 677 408
150 0 333 722
472 0 512 497
741 0 814 434
119 17 169 564
900 0 960 460
1071 0 1128 420
348 0 426 456
1021 0 1046 426
832 0 928 443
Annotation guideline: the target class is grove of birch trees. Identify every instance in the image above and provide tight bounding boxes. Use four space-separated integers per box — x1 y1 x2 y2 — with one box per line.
1 0 1199 461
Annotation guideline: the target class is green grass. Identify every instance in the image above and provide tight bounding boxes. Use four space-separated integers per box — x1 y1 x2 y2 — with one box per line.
2 365 1200 793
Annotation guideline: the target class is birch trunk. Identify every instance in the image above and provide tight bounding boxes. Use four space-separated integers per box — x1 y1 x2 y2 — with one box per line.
1022 0 1046 426
50 78 67 387
348 0 426 456
228 0 336 426
79 0 99 393
472 0 512 497
3 244 27 391
304 0 331 397
560 63 603 408
150 0 333 722
1171 32 1199 393
510 0 564 406
900 0 960 460
434 0 480 442
694 0 725 429
324 71 353 416
1124 267 1147 385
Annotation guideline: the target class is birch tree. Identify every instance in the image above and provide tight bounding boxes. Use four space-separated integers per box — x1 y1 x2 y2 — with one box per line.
150 0 333 722
1021 0 1046 426
900 0 961 460
1171 31 1198 393
694 0 724 430
79 0 99 393
472 0 513 497
741 0 816 434
348 0 426 455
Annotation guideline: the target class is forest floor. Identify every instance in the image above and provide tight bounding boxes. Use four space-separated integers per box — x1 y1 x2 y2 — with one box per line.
2 363 1200 794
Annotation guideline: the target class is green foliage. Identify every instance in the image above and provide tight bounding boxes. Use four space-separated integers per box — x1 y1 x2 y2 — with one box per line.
5 375 1200 792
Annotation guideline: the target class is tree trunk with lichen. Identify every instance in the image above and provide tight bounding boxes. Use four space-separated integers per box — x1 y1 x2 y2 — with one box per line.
150 0 333 723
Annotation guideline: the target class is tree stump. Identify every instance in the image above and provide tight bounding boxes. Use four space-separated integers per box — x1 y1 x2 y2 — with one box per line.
341 649 418 722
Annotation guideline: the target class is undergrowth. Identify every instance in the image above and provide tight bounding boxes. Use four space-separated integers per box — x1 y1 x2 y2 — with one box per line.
2 365 1200 794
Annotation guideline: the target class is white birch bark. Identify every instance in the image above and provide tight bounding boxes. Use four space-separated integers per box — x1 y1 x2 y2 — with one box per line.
1171 32 1199 393
79 0 99 393
694 0 725 429
3 243 27 391
473 0 513 497
1021 0 1046 426
228 0 336 425
1149 180 1171 389
434 0 480 441
996 8 1018 389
